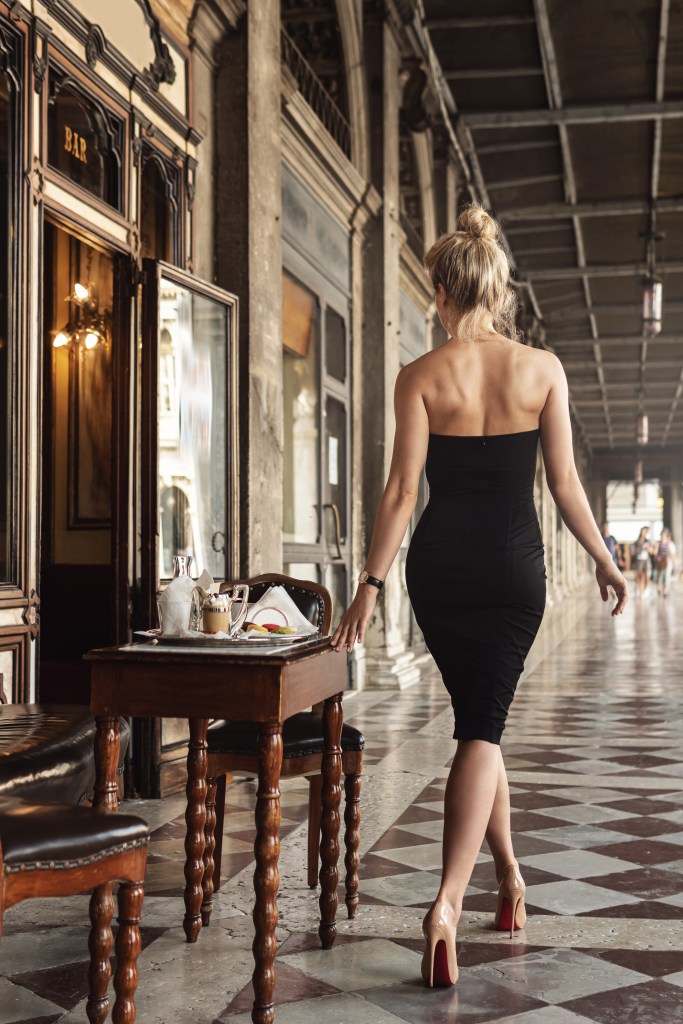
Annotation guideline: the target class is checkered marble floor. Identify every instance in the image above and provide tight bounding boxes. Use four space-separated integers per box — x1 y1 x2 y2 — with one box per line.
3 582 683 1023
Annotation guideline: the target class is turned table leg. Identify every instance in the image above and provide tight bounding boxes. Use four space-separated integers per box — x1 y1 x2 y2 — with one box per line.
93 716 120 814
251 722 283 1024
112 880 144 1024
183 717 208 943
319 693 343 949
86 883 114 1024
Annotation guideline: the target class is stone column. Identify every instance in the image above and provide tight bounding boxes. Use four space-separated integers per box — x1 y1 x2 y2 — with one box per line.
359 10 419 689
189 0 244 281
668 472 683 549
213 1 283 574
432 124 458 236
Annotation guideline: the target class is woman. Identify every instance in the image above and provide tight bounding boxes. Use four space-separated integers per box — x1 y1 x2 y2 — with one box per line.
632 526 651 597
331 204 627 988
655 527 676 597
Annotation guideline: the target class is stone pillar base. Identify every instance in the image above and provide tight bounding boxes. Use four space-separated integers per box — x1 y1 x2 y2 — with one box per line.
362 648 422 690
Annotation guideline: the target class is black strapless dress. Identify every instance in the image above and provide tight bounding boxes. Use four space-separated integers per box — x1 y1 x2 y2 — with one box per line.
405 429 546 744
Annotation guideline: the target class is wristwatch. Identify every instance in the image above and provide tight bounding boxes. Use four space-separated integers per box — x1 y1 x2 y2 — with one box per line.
358 570 384 590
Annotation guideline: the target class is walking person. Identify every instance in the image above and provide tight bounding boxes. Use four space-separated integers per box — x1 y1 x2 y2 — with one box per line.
330 204 627 988
601 521 619 565
655 527 676 597
632 526 651 597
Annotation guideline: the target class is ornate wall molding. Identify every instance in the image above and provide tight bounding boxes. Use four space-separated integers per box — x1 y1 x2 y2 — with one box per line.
21 590 40 641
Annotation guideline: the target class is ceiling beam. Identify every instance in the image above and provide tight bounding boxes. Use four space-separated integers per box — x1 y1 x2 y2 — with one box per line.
521 261 683 281
545 302 683 321
462 100 683 129
444 66 543 80
498 196 683 222
488 173 564 191
564 360 683 370
551 333 683 345
424 16 536 29
477 140 558 156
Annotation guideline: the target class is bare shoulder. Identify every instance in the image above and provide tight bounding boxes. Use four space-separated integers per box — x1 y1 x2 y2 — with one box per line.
515 343 564 381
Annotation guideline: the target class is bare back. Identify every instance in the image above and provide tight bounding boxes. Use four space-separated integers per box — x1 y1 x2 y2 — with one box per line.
410 333 553 436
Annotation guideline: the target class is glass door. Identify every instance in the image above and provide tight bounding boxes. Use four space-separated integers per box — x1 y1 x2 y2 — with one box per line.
282 260 351 625
137 261 238 796
140 261 239 627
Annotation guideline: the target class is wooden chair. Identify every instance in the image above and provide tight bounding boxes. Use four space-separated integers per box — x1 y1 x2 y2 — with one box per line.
199 573 364 926
0 796 149 1024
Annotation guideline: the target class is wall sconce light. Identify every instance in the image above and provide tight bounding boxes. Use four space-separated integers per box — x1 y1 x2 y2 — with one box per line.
52 282 110 350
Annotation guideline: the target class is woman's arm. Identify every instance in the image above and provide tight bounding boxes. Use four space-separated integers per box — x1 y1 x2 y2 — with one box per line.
539 354 628 615
331 364 429 652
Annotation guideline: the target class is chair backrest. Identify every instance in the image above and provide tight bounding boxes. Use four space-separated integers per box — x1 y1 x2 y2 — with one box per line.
220 573 332 634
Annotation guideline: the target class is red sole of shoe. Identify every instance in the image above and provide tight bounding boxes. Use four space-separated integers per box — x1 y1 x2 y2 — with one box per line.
496 898 522 933
432 939 454 986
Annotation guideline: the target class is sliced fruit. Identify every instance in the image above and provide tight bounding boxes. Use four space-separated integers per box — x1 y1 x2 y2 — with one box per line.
245 623 269 633
262 623 283 632
275 627 296 634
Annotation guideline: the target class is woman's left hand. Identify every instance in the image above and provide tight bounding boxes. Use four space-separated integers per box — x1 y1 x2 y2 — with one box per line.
331 586 379 653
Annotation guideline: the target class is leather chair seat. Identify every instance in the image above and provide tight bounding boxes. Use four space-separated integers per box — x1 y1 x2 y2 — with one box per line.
0 796 148 872
0 704 130 804
207 712 365 758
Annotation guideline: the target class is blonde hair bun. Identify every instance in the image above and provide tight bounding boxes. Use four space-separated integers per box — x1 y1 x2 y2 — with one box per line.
458 204 498 241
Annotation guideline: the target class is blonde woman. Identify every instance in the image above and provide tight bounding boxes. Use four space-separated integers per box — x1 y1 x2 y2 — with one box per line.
632 526 651 597
331 205 627 987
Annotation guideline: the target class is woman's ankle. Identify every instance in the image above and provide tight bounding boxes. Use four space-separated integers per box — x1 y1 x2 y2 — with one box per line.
433 891 463 922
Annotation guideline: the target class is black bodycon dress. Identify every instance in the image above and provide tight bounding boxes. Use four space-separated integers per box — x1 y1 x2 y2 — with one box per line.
405 429 546 744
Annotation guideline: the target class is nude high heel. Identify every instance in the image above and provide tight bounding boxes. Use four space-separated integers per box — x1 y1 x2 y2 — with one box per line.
421 900 459 987
494 863 527 939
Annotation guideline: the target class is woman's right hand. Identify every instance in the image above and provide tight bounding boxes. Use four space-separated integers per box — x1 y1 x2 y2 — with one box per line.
595 560 628 616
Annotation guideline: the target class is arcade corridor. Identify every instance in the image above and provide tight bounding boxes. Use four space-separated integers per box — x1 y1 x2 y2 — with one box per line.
3 583 683 1023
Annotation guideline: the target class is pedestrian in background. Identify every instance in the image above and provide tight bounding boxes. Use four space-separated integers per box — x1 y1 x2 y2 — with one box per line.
601 522 619 565
632 526 651 597
655 528 676 597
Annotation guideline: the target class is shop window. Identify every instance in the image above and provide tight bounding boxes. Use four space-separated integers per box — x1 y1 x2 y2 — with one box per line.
47 69 123 210
140 153 177 263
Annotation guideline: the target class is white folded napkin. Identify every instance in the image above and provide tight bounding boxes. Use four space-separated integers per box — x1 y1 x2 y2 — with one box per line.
158 570 213 636
247 585 318 635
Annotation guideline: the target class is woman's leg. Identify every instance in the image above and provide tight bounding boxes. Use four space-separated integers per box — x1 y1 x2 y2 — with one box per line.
485 748 518 880
435 738 500 917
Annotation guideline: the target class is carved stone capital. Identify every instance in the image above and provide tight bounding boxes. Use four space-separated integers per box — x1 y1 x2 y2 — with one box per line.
189 0 246 67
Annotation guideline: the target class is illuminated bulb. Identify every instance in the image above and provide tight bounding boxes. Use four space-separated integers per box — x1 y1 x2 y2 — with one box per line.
636 411 649 446
84 331 100 350
642 278 662 337
73 282 89 302
53 332 70 348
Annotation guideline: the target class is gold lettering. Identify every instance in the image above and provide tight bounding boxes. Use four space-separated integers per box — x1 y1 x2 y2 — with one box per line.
63 126 88 164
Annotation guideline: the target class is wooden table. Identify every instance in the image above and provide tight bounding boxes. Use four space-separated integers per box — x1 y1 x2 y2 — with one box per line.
86 636 346 1024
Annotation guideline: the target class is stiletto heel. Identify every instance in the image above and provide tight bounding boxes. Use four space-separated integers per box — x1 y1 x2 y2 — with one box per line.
494 863 526 939
421 900 459 987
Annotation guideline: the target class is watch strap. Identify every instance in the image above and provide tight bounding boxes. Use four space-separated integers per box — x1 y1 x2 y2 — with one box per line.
359 570 384 590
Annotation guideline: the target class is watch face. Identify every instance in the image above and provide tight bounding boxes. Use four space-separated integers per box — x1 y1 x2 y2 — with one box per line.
358 571 368 584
